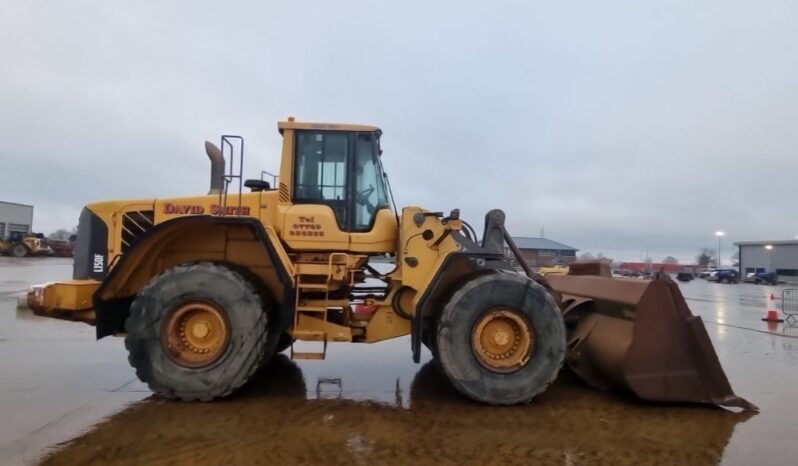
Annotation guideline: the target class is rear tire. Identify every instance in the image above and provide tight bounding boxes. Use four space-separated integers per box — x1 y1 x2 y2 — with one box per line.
125 262 270 401
11 244 28 257
435 272 565 405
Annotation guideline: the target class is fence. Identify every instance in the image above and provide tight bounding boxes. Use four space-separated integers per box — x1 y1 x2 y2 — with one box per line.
783 289 798 324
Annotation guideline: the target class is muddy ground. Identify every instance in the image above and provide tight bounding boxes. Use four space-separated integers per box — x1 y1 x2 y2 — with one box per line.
1 257 797 465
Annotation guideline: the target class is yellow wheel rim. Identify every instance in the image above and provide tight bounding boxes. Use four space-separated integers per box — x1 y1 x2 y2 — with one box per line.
472 307 534 373
163 301 231 368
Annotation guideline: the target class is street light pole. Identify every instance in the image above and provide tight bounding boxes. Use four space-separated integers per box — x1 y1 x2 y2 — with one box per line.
715 231 725 267
765 244 773 273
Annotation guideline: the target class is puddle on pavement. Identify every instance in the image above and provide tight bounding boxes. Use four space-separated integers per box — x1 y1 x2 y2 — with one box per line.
37 353 753 466
3 259 794 465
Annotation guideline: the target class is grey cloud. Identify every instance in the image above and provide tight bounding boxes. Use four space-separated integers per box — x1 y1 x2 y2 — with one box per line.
1 1 796 262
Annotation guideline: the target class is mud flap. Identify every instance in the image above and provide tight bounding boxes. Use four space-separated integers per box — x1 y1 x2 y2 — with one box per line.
545 270 757 411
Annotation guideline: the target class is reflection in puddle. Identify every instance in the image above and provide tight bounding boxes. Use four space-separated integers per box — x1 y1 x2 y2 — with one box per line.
40 355 753 466
316 377 343 400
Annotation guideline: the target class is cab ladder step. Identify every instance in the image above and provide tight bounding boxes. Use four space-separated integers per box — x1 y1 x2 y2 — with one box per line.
297 283 328 290
291 351 326 360
290 254 352 361
291 270 335 361
293 329 326 340
296 306 327 313
290 333 327 360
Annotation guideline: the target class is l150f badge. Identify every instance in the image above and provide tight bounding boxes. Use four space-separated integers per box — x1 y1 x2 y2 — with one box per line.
162 203 251 216
93 253 104 273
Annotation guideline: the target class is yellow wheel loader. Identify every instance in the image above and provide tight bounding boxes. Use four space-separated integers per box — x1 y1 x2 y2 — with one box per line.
27 119 754 409
1 232 52 257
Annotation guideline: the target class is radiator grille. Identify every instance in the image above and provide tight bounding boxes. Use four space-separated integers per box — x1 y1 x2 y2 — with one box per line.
121 210 154 252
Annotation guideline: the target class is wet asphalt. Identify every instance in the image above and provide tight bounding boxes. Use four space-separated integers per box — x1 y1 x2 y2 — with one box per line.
0 257 797 465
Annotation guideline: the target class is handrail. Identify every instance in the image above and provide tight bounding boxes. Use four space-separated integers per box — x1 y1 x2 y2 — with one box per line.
218 135 244 216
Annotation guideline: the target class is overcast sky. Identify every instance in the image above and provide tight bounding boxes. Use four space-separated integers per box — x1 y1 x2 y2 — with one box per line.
2 1 796 263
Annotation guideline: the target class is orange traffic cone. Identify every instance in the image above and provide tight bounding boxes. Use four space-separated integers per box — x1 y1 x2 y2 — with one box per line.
761 293 784 323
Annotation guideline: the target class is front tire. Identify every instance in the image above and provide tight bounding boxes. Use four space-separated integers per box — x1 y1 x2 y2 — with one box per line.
435 272 566 405
422 319 440 360
125 262 270 401
11 244 28 257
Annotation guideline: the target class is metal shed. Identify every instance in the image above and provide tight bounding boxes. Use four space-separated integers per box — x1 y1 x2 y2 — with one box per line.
735 240 798 283
0 201 34 240
510 237 578 268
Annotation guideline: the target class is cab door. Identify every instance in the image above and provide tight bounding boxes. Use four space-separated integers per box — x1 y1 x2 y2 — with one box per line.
349 132 398 253
281 130 351 250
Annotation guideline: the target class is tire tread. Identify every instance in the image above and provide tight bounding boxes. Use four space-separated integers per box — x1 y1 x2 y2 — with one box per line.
124 261 268 401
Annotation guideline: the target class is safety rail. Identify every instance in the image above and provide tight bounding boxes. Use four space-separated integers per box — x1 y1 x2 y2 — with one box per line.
218 135 244 216
328 252 351 284
783 289 798 324
260 170 278 187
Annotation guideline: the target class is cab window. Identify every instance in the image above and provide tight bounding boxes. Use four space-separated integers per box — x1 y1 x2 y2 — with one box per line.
294 130 389 231
353 133 389 230
294 131 349 226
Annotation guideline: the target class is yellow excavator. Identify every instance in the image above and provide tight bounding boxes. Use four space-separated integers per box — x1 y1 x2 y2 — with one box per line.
28 118 754 409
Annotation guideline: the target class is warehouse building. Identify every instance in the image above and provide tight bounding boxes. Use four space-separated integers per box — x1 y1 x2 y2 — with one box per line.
0 201 34 240
735 240 798 283
510 237 578 268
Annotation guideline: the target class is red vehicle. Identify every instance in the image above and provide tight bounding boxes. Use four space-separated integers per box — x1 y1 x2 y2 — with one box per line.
47 236 76 257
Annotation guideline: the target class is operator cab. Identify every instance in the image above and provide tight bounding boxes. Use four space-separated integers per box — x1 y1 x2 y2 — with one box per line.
277 119 398 253
293 129 389 231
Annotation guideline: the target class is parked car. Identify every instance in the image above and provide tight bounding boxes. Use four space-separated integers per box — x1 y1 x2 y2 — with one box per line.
744 271 778 285
676 272 694 283
699 268 716 279
708 269 739 284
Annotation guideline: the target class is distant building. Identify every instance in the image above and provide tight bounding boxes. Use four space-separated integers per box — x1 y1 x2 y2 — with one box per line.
617 262 685 273
734 240 798 282
510 237 578 268
0 201 34 240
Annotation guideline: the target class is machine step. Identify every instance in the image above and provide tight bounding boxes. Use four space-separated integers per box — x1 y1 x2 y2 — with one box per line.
296 305 327 313
291 352 326 360
297 283 328 290
290 334 328 360
293 329 326 340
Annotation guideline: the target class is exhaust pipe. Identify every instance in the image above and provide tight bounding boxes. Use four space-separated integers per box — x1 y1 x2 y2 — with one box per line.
205 141 225 195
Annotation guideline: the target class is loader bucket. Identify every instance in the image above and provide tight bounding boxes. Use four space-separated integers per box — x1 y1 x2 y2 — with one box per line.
544 269 756 411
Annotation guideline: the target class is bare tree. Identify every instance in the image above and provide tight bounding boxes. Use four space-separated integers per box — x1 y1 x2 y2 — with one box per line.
49 226 78 241
662 256 679 264
48 229 71 241
696 248 716 267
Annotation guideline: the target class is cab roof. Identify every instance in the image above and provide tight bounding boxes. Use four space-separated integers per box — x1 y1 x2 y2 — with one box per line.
277 118 381 135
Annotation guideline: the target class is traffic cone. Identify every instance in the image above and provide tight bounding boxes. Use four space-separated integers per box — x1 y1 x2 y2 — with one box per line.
761 293 784 323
